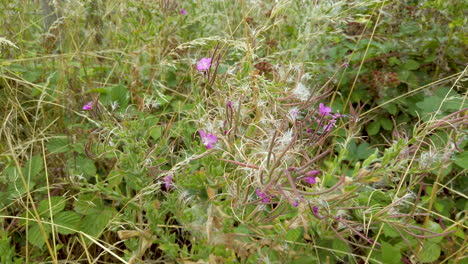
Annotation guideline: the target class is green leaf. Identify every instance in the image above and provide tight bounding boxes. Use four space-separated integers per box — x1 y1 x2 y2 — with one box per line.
388 57 400 66
332 239 350 258
426 221 444 243
110 84 129 109
285 228 302 242
356 142 375 160
79 207 116 238
382 103 398 115
382 223 399 238
290 256 318 264
54 211 81 235
380 118 393 131
366 121 380 136
74 155 96 176
382 242 401 264
417 242 440 263
38 196 66 217
74 194 105 215
28 222 51 248
149 126 163 140
23 155 43 179
416 96 443 114
402 59 420 71
46 136 70 154
454 151 468 169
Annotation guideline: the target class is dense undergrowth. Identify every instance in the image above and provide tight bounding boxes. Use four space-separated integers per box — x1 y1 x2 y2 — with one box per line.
0 0 467 263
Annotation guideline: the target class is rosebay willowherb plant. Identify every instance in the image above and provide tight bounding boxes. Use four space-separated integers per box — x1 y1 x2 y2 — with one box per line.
0 0 466 263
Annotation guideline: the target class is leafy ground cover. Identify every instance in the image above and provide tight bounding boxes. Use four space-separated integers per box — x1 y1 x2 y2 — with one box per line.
0 0 467 263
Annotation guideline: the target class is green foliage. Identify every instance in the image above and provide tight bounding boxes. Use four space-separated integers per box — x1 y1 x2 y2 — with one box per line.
0 0 465 262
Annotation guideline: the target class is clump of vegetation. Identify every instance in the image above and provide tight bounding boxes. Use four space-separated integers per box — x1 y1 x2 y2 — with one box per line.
0 0 466 263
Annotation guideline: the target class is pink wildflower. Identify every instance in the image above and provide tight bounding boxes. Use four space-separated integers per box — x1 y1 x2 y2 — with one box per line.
163 175 173 189
198 130 218 149
82 101 93 110
196 57 212 71
255 189 271 203
304 176 316 184
312 206 319 215
180 8 187 15
319 103 332 116
305 170 320 177
323 117 338 132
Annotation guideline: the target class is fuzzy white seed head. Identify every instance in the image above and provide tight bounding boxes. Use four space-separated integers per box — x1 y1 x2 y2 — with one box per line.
292 83 311 101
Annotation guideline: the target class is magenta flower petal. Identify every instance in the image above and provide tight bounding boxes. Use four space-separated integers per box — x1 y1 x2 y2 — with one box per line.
82 101 93 110
163 175 173 189
305 170 320 177
304 176 316 185
319 103 332 116
196 57 212 71
255 189 271 203
180 8 187 15
312 206 319 215
198 130 218 149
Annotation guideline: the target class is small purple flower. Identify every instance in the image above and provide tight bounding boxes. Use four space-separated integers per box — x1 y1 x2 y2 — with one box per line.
163 175 173 189
196 57 212 71
291 200 299 207
198 130 218 149
323 118 337 132
319 103 332 116
288 108 299 120
304 176 317 185
180 8 187 15
312 206 319 215
255 189 271 203
82 101 93 110
305 170 320 177
342 62 350 68
227 101 232 108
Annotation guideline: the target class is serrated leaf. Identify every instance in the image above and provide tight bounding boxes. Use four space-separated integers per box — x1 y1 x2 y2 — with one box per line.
74 155 96 176
54 211 81 235
38 196 66 217
23 155 43 180
416 96 443 114
285 228 302 242
332 239 350 258
28 222 51 248
382 242 401 264
418 242 440 263
46 136 70 154
79 208 116 238
74 194 105 215
366 121 380 136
